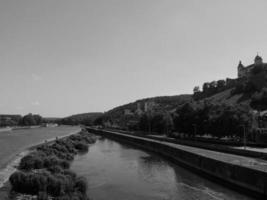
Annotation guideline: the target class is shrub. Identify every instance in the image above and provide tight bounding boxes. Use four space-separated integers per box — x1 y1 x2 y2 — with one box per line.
9 171 26 193
19 154 44 170
75 177 87 194
10 130 95 199
74 142 88 152
9 171 49 194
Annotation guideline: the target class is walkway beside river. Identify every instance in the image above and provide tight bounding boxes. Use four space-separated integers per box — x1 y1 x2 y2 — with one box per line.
106 130 267 172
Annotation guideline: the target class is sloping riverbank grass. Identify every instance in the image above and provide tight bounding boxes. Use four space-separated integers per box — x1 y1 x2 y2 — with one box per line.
8 130 96 200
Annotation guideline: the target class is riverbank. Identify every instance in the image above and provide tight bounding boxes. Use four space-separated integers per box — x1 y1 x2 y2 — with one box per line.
0 126 81 171
0 128 82 190
0 126 82 200
2 129 96 200
87 127 267 199
0 126 41 133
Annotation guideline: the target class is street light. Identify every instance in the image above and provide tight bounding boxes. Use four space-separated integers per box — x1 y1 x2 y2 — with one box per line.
242 124 247 150
193 124 197 141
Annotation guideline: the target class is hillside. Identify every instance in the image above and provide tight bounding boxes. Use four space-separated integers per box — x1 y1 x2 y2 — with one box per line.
61 112 103 125
70 67 267 130
95 95 192 128
107 95 192 115
201 88 249 106
97 73 267 130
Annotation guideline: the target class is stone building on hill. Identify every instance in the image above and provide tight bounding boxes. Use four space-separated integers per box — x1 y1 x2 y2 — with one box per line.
238 54 267 78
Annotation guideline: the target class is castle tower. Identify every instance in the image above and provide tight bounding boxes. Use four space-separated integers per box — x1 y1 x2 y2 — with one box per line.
238 60 244 69
237 60 244 78
254 54 263 66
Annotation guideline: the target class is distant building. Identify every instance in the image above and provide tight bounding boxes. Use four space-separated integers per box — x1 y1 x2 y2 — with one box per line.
144 101 155 112
124 109 134 116
238 54 267 78
136 102 143 116
134 101 156 115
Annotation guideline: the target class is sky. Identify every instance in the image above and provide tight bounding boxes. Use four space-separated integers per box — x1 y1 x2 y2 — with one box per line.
1 0 267 117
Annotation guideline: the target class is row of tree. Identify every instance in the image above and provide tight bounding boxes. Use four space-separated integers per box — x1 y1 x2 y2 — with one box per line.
172 102 251 139
0 113 43 127
134 103 251 139
138 112 173 135
91 102 251 139
193 78 240 100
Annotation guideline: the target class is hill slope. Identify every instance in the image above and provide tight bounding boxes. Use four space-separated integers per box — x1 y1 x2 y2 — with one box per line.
201 88 249 106
107 94 192 115
61 112 103 125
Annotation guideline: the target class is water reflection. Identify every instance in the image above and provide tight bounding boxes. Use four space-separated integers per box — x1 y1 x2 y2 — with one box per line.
71 138 254 200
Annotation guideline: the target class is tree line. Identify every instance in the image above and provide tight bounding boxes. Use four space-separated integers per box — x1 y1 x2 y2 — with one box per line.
0 113 43 127
92 101 251 140
135 102 251 139
193 78 241 100
172 102 251 139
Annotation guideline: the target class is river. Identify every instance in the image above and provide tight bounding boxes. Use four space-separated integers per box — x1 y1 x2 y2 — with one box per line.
71 136 254 200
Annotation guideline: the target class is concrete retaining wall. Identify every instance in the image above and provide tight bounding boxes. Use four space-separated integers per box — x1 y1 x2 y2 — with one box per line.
145 135 267 160
105 128 267 159
87 127 267 199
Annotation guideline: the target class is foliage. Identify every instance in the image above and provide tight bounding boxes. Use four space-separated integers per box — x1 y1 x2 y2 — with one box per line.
60 113 103 126
172 102 251 138
20 113 43 126
0 113 44 127
251 88 267 110
9 130 96 199
193 78 237 100
138 112 173 134
97 95 191 129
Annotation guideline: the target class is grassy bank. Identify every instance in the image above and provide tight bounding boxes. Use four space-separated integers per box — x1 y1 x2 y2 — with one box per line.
7 129 96 200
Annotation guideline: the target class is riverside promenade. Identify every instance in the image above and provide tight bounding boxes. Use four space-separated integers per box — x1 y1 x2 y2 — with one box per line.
87 127 267 199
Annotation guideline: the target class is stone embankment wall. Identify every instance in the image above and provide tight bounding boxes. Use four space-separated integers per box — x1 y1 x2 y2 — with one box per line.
87 127 267 199
105 128 267 159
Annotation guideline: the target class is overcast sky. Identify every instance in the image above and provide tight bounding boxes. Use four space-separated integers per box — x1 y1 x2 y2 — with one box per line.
1 0 267 117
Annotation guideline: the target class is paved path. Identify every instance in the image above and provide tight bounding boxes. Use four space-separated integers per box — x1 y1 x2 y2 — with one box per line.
166 141 267 172
107 130 267 173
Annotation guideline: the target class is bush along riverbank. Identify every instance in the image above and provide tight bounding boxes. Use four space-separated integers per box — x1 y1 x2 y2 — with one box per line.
8 129 96 200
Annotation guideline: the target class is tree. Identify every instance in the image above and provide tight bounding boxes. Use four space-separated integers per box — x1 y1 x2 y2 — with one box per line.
138 114 149 132
162 113 174 136
202 82 210 93
193 86 200 94
93 116 103 126
217 80 226 88
173 102 251 139
20 113 43 126
21 113 36 126
251 88 267 110
173 103 196 137
33 115 43 125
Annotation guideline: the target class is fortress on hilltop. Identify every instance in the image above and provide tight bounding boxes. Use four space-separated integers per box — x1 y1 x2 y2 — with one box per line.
238 54 267 78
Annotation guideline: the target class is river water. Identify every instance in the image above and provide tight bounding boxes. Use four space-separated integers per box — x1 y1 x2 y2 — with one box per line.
71 137 254 200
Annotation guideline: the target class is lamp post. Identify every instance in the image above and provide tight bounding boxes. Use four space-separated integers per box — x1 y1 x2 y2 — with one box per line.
193 124 197 141
147 111 152 135
242 124 247 150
